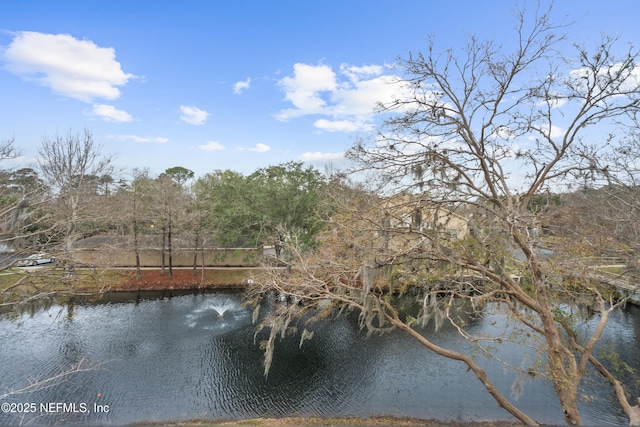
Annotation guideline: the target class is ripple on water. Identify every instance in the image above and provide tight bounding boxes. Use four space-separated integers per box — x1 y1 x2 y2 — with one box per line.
0 294 638 426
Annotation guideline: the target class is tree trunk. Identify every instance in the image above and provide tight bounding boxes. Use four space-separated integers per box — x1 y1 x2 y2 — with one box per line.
133 229 141 281
65 200 77 274
537 284 582 425
582 346 640 426
192 234 198 277
392 318 539 426
168 211 173 280
161 227 166 275
132 195 141 280
200 247 205 282
631 399 640 426
514 226 584 425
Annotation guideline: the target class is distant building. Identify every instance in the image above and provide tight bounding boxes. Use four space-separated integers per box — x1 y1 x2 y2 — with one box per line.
378 192 468 252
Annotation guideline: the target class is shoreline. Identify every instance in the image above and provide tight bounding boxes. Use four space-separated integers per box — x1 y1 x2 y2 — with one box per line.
0 266 253 307
104 267 253 293
132 416 526 426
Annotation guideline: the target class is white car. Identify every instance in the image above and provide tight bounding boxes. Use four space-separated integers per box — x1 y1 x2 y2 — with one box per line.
16 253 56 267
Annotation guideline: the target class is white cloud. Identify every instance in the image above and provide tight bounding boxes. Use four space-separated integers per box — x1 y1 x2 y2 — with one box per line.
198 141 225 151
276 62 412 132
301 151 344 161
249 143 270 152
1 155 30 167
233 78 251 94
277 63 337 120
332 74 409 115
549 124 564 139
179 105 209 125
2 31 135 102
107 134 169 144
538 93 567 109
527 124 564 140
570 62 640 95
339 64 384 83
314 119 365 132
489 125 516 141
238 143 270 153
90 104 132 122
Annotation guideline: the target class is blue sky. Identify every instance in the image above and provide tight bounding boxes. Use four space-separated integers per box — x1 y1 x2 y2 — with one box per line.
1 1 639 180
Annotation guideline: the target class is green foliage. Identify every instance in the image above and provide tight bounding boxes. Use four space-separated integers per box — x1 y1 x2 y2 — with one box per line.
163 166 194 186
0 194 17 209
195 169 259 246
527 192 561 214
195 161 328 248
247 161 328 246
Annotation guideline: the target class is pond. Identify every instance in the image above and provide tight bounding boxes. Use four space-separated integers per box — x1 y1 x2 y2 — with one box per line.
0 290 638 426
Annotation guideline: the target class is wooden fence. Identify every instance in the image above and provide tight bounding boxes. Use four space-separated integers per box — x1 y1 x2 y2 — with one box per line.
72 247 262 268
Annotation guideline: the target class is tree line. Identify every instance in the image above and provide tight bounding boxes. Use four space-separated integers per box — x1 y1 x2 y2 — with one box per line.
0 130 328 279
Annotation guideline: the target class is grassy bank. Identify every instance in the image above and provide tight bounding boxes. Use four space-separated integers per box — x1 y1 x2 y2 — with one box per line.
0 266 252 306
136 416 523 426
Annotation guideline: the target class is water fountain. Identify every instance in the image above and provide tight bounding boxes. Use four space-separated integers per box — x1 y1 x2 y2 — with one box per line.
210 297 236 318
184 294 250 332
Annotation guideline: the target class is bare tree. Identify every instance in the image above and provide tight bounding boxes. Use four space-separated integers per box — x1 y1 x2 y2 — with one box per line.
0 357 95 401
249 4 640 426
185 189 209 281
149 170 191 279
125 169 155 280
38 129 114 271
0 136 35 247
0 135 20 162
0 137 63 307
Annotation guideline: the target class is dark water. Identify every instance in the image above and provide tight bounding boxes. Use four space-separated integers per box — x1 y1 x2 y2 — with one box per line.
0 291 638 426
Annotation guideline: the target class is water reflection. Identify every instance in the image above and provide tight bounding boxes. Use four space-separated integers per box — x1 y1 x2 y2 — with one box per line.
0 291 637 426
